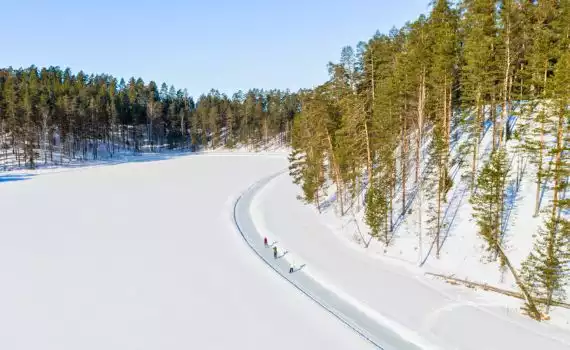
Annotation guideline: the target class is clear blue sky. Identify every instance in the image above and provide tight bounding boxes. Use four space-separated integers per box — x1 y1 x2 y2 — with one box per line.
2 0 430 98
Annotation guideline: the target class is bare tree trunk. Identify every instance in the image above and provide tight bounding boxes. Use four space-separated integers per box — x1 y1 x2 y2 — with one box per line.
149 118 153 152
534 65 549 217
364 120 373 187
471 90 482 191
402 115 407 216
315 179 321 214
368 53 375 186
264 116 269 146
437 160 442 259
445 83 453 157
390 160 395 232
499 9 511 147
416 67 426 184
418 174 424 264
496 243 542 320
491 90 497 151
545 112 564 314
326 132 344 215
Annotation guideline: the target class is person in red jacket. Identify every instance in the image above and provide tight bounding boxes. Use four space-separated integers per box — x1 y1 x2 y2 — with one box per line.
263 237 268 247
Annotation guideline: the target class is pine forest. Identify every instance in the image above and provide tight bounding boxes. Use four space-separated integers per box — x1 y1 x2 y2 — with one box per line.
288 0 569 321
1 0 569 322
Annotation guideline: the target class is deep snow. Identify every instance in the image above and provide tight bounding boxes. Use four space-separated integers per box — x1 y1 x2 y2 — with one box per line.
0 154 373 350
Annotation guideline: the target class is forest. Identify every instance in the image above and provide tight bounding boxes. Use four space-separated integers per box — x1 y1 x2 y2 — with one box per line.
0 67 299 168
288 0 569 320
0 0 568 323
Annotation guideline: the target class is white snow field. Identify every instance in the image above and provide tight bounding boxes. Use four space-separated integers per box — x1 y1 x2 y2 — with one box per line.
251 171 570 350
0 154 375 350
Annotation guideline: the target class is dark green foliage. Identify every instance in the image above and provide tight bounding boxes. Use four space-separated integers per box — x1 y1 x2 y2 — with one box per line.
521 216 569 313
470 148 510 262
0 67 300 168
364 182 389 243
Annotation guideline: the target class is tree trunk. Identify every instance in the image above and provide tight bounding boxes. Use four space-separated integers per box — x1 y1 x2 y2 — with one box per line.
471 89 482 192
491 90 497 151
364 120 373 188
545 112 564 314
436 160 442 259
390 160 395 232
534 64 550 216
416 67 426 184
499 9 511 147
326 131 344 215
402 115 407 216
534 119 545 217
496 243 542 320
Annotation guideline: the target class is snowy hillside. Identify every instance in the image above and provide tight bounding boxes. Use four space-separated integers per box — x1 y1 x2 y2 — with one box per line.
247 99 570 348
251 169 570 350
314 112 570 313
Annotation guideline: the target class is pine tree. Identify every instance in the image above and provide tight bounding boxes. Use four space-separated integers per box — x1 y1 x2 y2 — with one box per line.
470 148 510 261
364 178 389 243
521 46 570 316
288 90 329 210
519 0 559 217
426 0 459 258
460 0 496 189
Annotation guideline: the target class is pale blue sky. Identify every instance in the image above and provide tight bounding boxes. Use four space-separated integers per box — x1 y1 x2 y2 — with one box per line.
2 0 430 98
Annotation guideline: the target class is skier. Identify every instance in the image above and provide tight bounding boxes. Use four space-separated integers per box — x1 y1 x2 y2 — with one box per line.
273 246 278 259
289 265 294 273
263 237 268 247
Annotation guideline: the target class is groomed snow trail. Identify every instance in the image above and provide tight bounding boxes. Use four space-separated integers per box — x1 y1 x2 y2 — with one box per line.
233 171 422 350
0 154 373 350
250 171 570 350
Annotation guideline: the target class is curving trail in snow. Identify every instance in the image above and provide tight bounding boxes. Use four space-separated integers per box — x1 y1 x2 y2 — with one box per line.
233 170 422 350
0 154 373 350
248 170 570 350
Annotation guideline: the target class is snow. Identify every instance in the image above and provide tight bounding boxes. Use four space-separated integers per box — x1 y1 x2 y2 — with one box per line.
2 121 569 350
235 171 424 350
0 154 373 350
251 170 570 350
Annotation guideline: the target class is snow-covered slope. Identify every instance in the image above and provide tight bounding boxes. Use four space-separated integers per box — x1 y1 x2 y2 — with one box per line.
251 171 570 350
0 154 372 350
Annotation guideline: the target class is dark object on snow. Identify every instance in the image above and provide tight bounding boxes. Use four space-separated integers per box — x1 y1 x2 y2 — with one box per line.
264 237 268 247
273 246 277 258
289 266 294 273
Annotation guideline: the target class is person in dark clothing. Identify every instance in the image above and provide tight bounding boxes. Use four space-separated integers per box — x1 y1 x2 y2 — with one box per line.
289 265 294 273
273 246 278 258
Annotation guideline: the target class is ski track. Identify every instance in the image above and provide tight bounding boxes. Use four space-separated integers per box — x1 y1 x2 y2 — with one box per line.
0 154 373 350
3 148 569 350
249 169 570 350
232 170 428 350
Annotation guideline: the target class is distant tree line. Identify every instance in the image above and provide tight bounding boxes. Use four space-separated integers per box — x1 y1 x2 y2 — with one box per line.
289 0 569 320
0 66 300 167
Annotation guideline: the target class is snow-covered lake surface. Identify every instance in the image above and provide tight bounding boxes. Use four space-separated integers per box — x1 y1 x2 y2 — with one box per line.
0 154 373 350
2 151 569 350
